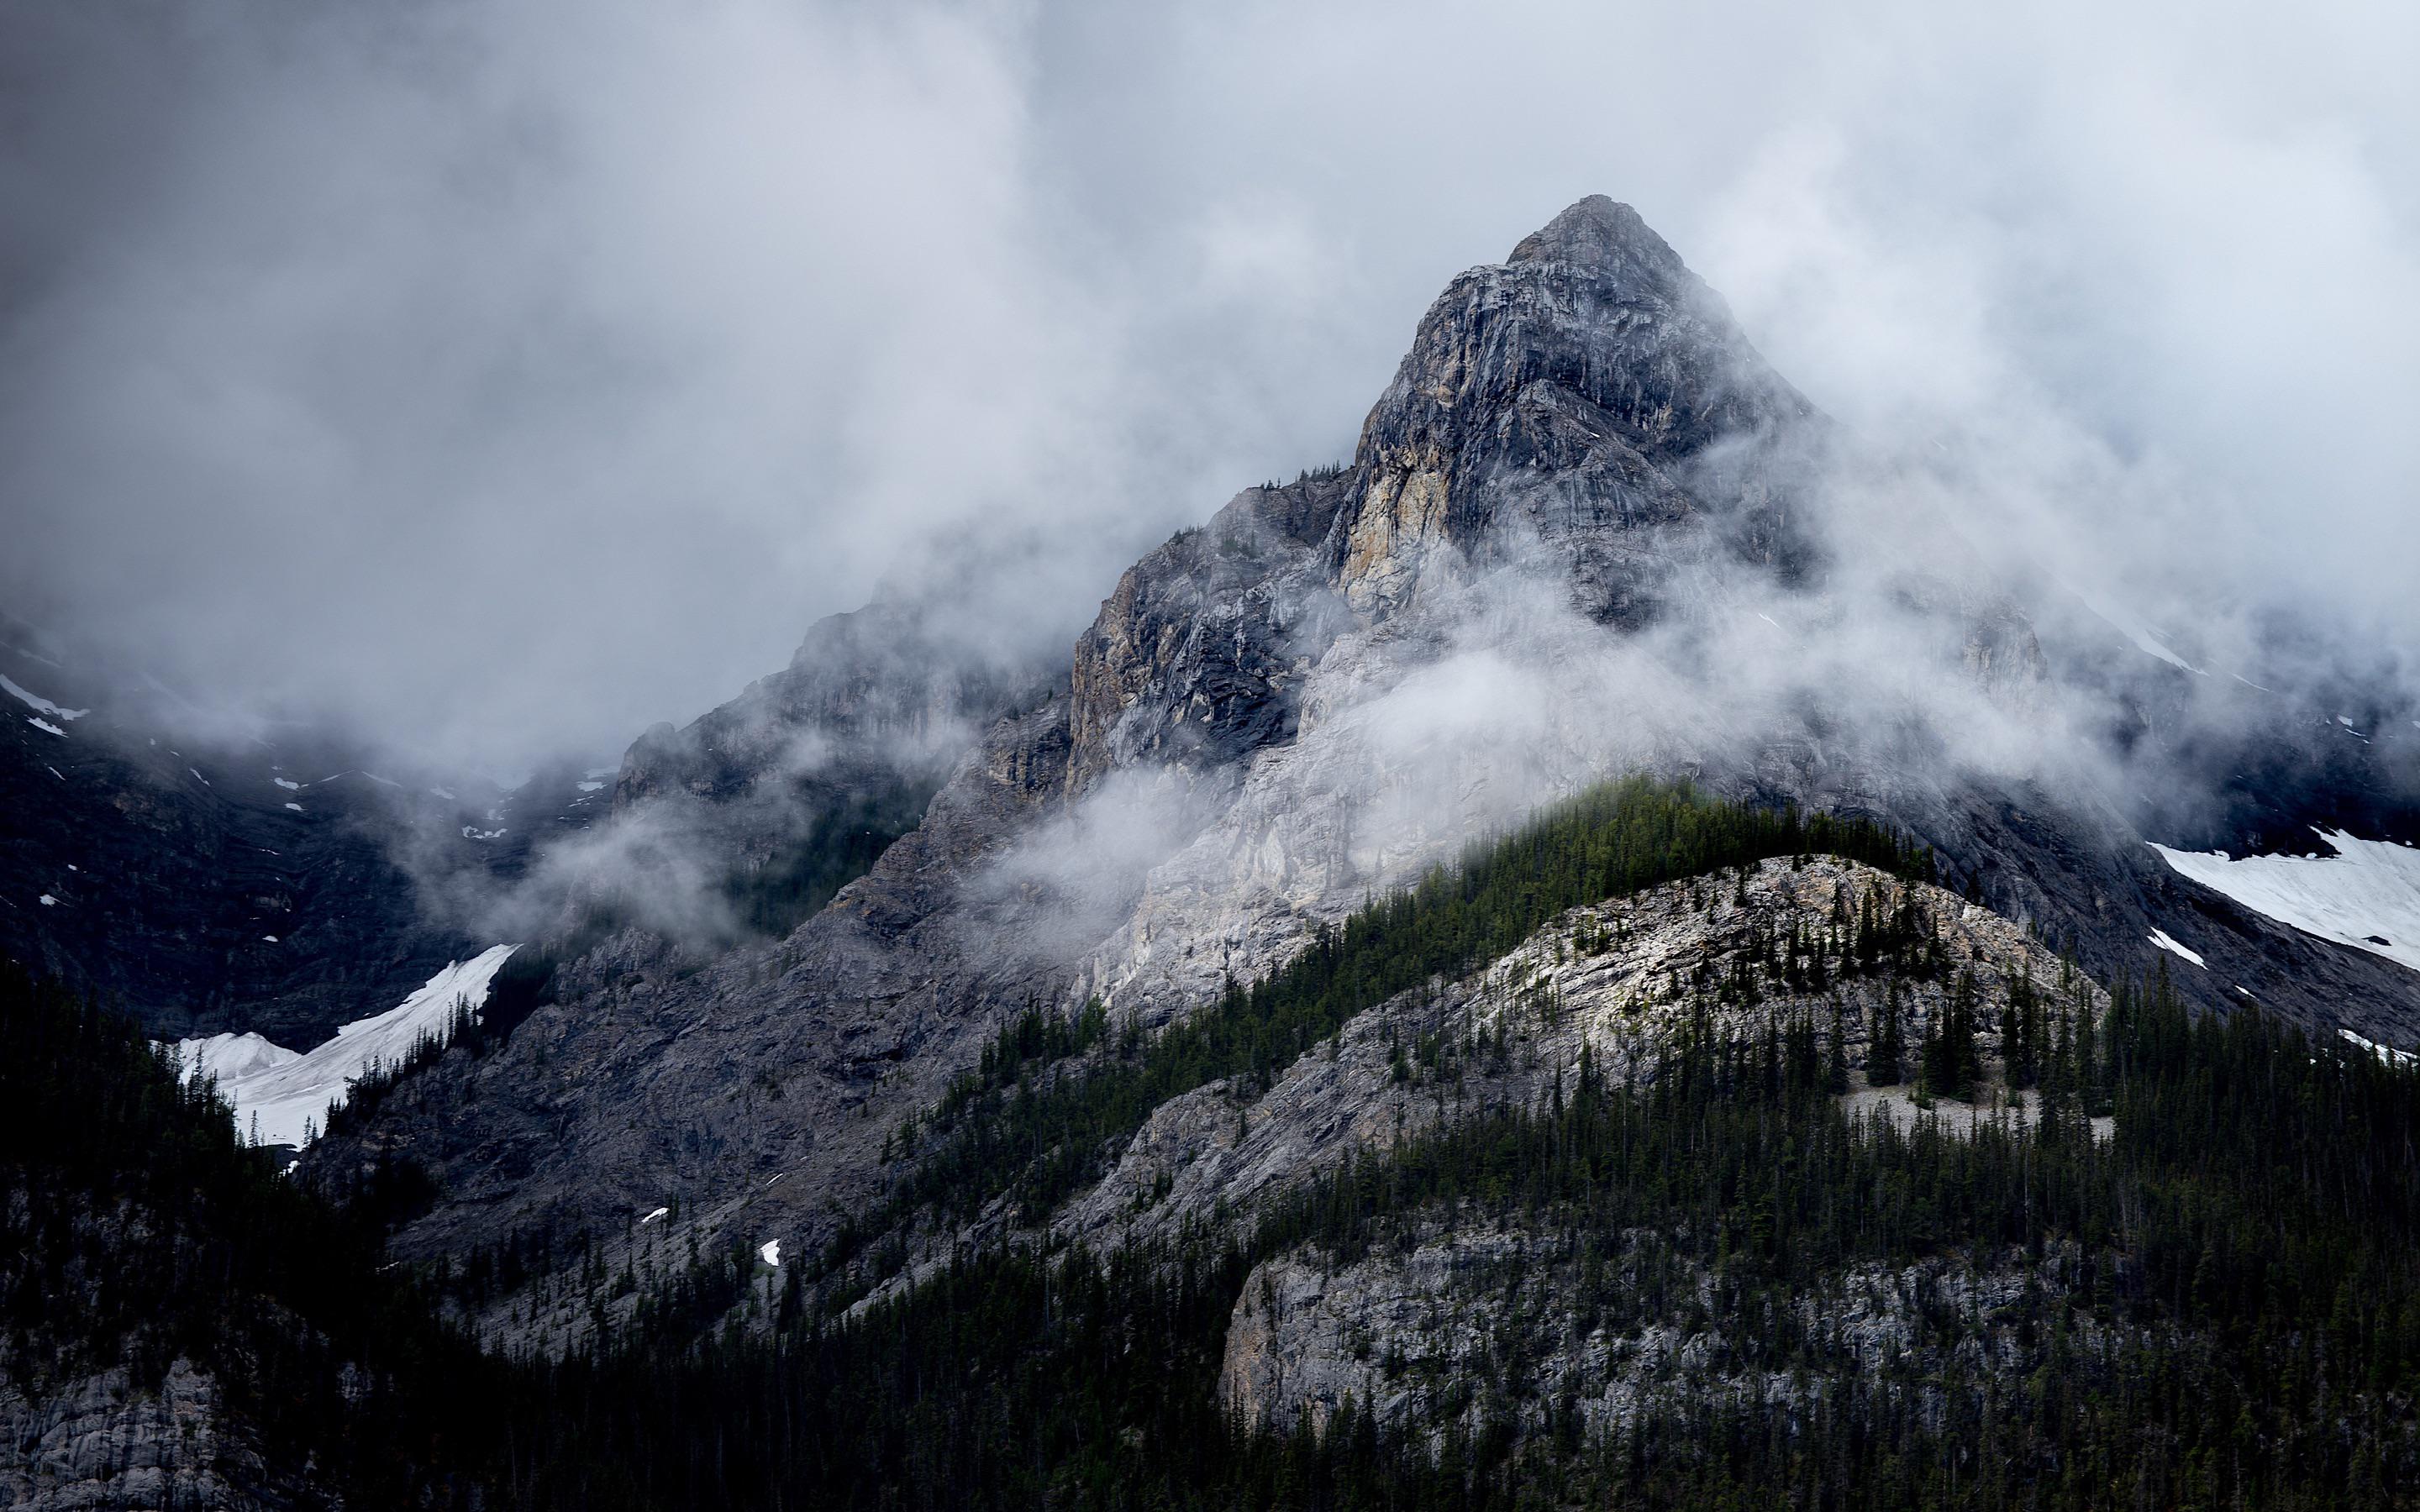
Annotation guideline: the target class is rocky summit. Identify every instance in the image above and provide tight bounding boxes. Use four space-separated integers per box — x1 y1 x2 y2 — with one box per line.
8 198 2420 1509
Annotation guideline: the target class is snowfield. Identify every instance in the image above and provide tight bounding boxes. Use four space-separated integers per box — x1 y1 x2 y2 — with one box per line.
2147 929 2206 968
2149 832 2420 976
0 673 87 720
175 944 519 1148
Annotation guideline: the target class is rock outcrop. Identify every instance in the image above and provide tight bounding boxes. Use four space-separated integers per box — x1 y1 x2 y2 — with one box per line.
0 1361 260 1511
1055 857 2086 1253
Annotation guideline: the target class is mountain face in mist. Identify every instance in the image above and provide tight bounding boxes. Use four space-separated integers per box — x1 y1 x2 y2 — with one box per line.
0 617 576 1047
604 599 1046 937
292 195 2419 1327
11 197 2420 1505
1340 196 1818 624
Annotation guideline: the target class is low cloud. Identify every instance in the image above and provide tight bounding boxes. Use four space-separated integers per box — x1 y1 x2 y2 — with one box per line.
2 0 2412 792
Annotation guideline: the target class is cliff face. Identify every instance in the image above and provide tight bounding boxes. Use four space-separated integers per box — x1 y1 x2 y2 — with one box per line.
1341 196 1818 623
0 1360 260 1511
308 197 2420 1353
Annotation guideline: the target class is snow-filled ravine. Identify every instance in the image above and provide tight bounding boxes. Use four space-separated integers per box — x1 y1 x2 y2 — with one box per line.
174 944 519 1148
2149 832 2420 976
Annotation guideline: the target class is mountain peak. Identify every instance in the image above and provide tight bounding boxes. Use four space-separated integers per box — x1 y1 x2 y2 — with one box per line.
1507 195 1684 277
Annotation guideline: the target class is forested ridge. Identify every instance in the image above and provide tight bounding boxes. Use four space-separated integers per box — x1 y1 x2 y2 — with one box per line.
7 778 2420 1508
839 777 1937 1261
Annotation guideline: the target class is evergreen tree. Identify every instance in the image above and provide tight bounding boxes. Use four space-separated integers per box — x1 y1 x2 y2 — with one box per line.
1868 979 1905 1087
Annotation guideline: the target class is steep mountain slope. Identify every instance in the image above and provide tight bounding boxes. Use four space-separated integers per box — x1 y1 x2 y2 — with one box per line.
606 598 1049 938
313 195 2420 1347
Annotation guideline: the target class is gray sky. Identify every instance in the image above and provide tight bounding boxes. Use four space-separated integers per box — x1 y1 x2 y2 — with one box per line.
3 0 2414 775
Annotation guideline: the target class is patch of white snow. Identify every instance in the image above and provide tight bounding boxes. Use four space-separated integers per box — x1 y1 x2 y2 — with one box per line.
284 802 303 812
2091 603 2204 674
0 674 87 720
2147 929 2205 968
641 1206 670 1226
39 895 57 906
759 1240 781 1268
2339 1028 2417 1068
172 944 520 1148
176 1032 302 1086
275 778 302 790
29 717 65 737
2150 831 2420 975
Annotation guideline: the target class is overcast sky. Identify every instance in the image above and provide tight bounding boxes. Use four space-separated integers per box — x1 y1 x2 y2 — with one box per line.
3 0 2413 775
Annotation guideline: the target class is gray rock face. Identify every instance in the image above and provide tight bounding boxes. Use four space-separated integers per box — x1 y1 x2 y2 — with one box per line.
0 1359 262 1510
1343 193 1819 626
1219 1232 2108 1445
1066 475 1355 792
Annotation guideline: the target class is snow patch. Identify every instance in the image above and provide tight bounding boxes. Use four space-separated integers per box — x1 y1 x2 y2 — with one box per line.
173 944 519 1149
2339 1028 2417 1068
0 673 87 720
2147 929 2205 968
177 1032 302 1085
284 802 303 812
45 766 63 780
430 786 457 801
2090 602 2203 674
641 1206 670 1226
2150 831 2420 975
188 768 209 785
576 780 605 793
39 895 56 906
262 935 279 943
274 778 302 790
759 1240 781 1268
29 717 65 737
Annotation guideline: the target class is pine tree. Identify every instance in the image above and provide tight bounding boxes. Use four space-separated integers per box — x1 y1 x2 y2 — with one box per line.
1920 970 1980 1102
1869 982 1904 1087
